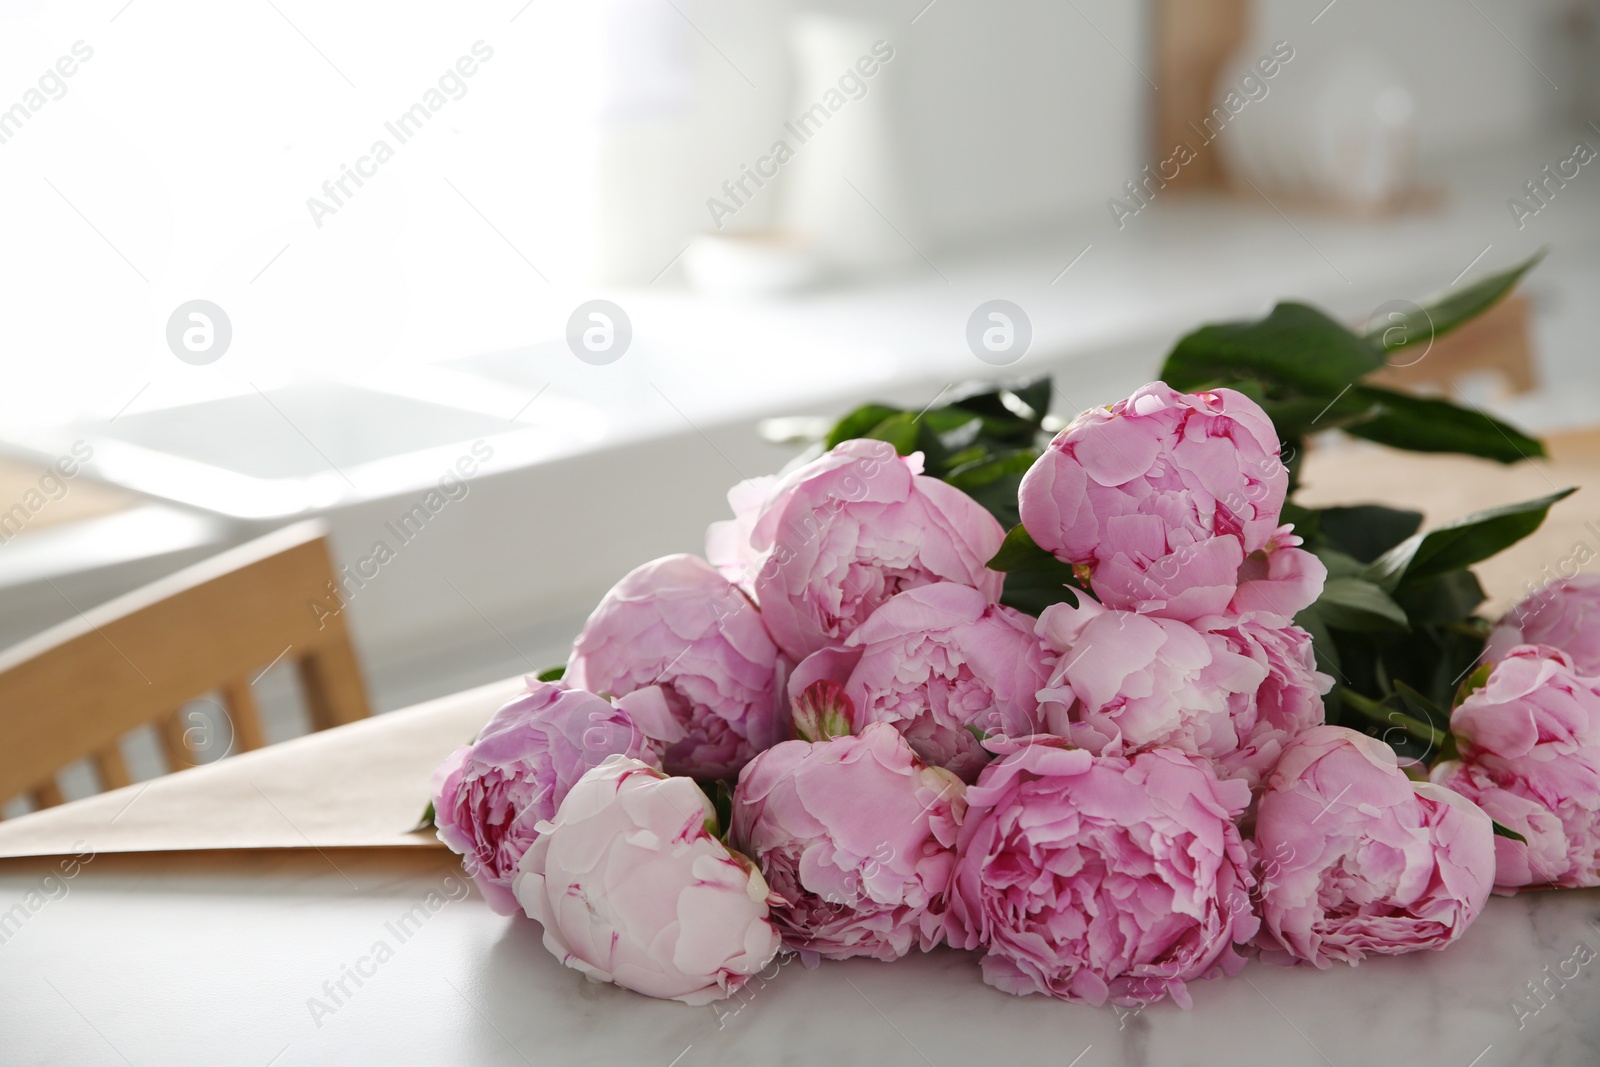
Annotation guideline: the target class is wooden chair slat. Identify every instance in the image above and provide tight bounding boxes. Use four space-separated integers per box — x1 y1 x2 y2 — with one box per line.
30 779 65 810
221 678 267 753
296 637 373 732
91 744 132 790
158 710 193 773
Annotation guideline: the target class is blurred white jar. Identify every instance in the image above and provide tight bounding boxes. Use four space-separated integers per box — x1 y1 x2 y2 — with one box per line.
1220 46 1420 211
682 231 820 296
777 15 919 270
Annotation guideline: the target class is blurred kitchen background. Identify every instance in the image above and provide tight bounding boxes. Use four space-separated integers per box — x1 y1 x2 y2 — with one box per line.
2 0 1598 801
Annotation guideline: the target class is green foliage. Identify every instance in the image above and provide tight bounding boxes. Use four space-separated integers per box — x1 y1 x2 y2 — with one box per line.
1159 251 1547 472
1314 505 1423 564
1164 302 1385 397
824 378 1052 511
1300 491 1568 754
1308 575 1409 632
1367 490 1575 589
708 779 736 840
1341 386 1544 463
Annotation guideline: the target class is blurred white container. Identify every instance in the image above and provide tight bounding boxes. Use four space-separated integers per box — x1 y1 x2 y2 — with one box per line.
1221 47 1421 211
593 0 794 283
682 232 820 296
777 15 919 271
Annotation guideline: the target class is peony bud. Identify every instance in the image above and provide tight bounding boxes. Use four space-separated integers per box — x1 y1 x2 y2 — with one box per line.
792 679 855 742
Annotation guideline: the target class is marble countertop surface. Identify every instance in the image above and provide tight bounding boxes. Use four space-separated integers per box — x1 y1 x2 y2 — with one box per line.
1 847 1596 1066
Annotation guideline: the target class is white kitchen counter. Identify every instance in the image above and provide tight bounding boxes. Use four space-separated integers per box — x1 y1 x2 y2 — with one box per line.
2 677 1598 1066
0 847 1595 1066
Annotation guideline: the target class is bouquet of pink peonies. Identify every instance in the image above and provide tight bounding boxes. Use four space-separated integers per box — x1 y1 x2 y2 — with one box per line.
427 254 1600 1010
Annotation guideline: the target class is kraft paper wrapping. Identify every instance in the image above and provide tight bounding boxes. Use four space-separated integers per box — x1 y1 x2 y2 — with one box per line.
0 676 522 860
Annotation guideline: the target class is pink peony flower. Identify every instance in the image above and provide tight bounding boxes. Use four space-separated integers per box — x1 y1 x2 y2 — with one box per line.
1487 575 1600 675
429 680 663 914
1018 381 1290 621
731 723 966 964
721 439 1005 661
946 740 1258 1008
1429 645 1600 890
705 474 778 592
1035 600 1264 761
792 582 1053 782
1035 601 1329 788
1090 532 1246 622
1254 726 1495 967
1428 762 1572 891
514 755 783 1005
1206 616 1332 786
1228 526 1328 622
566 554 783 780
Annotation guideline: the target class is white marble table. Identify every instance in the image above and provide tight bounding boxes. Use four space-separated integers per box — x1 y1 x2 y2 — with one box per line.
0 827 1596 1065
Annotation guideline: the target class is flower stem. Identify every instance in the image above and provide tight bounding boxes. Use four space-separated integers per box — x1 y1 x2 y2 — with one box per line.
1339 687 1447 748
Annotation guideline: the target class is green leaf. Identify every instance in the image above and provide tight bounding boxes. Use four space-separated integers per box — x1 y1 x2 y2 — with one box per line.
1368 622 1487 718
860 411 923 458
987 524 1088 614
1393 570 1487 626
1281 500 1320 540
1492 821 1528 845
1368 489 1576 590
1312 547 1369 579
1342 386 1546 464
825 403 903 449
1009 378 1053 422
1455 661 1494 706
1261 390 1375 441
938 402 1039 448
944 450 1039 491
945 451 1037 531
1312 576 1410 631
989 524 1071 575
1364 251 1545 352
1315 505 1424 563
948 378 1051 430
409 800 436 834
1392 680 1449 728
997 569 1083 615
942 445 988 470
1162 302 1385 396
535 665 566 682
709 780 735 840
927 412 985 453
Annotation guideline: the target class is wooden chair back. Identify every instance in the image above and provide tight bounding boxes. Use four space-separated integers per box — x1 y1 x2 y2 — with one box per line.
0 521 371 812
